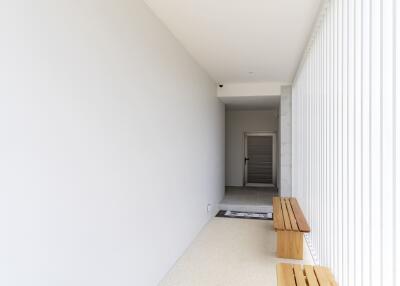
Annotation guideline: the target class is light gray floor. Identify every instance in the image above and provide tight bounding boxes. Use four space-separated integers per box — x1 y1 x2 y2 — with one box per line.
218 186 278 213
160 218 314 286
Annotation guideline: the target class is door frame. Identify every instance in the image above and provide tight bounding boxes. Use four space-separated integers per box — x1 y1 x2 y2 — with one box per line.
243 132 276 187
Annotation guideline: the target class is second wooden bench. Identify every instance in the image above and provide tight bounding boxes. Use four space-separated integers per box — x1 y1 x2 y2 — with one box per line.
277 263 337 286
273 197 310 259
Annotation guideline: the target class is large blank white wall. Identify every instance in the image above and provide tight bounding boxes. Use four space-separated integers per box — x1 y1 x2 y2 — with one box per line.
293 0 399 285
0 1 225 285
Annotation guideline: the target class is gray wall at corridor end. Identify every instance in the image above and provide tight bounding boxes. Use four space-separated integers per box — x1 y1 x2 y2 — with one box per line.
279 86 292 197
225 110 279 187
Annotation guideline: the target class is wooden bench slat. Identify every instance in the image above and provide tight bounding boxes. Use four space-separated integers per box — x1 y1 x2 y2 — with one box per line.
321 267 338 286
304 265 319 286
289 198 311 232
273 197 285 230
314 266 331 285
293 264 307 286
280 198 292 230
285 198 299 231
277 264 296 286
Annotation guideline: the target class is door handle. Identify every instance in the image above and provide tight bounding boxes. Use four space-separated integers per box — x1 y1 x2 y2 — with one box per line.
245 157 249 164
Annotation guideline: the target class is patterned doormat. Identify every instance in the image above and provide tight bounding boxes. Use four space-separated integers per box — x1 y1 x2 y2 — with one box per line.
216 210 273 220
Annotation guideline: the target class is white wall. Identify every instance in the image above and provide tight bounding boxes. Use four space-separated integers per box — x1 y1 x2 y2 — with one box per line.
293 0 400 285
0 1 225 285
225 110 278 186
217 82 288 98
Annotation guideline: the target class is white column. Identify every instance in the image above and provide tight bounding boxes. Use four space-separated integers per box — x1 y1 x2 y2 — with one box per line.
280 86 292 197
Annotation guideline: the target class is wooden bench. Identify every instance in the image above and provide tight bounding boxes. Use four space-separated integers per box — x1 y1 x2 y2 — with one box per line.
277 263 337 286
273 197 310 259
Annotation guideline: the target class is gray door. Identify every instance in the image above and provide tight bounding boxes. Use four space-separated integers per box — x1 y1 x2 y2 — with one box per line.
244 133 275 186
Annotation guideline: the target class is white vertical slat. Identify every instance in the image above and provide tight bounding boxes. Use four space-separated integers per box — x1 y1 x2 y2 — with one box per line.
319 28 323 261
370 0 382 284
333 0 339 276
381 0 395 285
328 5 334 269
361 0 371 285
354 0 363 284
321 17 327 264
324 11 329 267
337 0 343 282
395 0 400 283
318 17 322 264
317 28 321 258
320 20 324 264
310 42 314 252
341 0 348 282
347 0 355 284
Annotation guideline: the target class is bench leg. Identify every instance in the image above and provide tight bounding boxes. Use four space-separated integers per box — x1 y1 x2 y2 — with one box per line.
276 231 303 260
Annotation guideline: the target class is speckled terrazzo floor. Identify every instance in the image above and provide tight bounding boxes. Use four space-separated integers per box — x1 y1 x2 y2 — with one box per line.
159 217 314 286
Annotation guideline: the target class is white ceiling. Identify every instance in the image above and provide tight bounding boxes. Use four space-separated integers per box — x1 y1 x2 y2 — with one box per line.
144 0 322 83
220 96 281 111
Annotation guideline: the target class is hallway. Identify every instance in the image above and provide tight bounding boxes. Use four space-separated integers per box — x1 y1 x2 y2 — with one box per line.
3 0 400 285
160 217 313 286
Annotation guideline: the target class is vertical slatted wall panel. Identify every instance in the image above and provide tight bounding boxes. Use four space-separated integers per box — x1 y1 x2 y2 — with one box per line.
292 0 399 285
396 0 400 284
